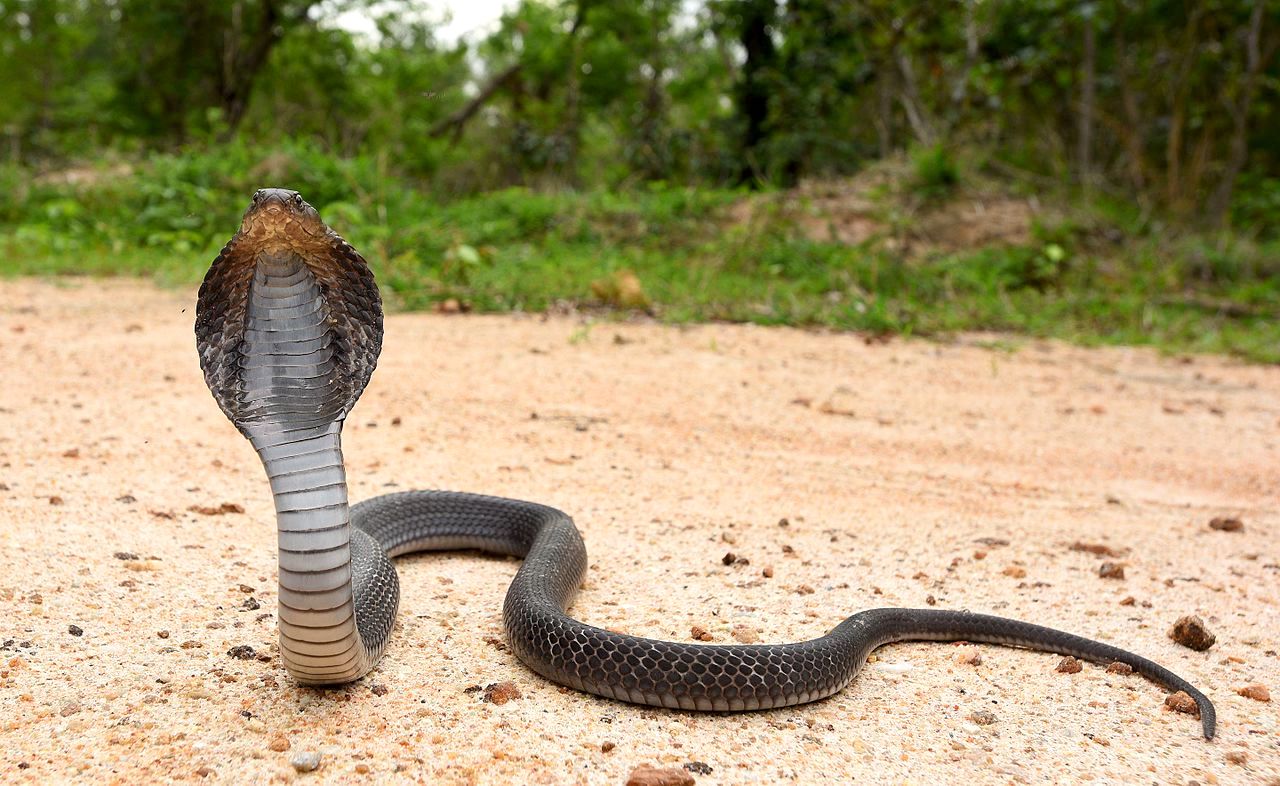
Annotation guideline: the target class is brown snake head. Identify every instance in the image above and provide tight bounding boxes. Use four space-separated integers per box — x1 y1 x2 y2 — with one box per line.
195 188 383 437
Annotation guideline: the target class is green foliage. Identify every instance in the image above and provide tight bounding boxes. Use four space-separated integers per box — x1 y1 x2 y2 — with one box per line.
2 149 1277 362
910 145 961 199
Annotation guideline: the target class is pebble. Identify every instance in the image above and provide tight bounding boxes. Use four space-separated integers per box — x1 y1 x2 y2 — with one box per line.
601 742 616 753
1097 562 1125 579
370 684 389 696
625 764 695 786
1164 691 1199 716
968 709 997 726
67 624 83 637
1001 566 1026 579
1224 750 1247 765
482 681 521 705
690 626 714 642
1168 616 1216 651
290 752 322 773
684 762 713 775
1056 656 1083 674
228 645 256 660
1235 683 1270 702
1070 542 1123 557
270 737 290 752
1105 661 1133 675
954 648 982 666
1208 516 1243 532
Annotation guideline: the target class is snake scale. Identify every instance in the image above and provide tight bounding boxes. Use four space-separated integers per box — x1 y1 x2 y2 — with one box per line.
194 189 1215 738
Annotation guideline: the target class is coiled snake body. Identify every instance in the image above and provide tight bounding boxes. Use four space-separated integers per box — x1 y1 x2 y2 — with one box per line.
195 189 1215 737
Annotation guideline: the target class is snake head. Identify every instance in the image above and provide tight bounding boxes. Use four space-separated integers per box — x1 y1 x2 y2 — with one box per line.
239 188 328 252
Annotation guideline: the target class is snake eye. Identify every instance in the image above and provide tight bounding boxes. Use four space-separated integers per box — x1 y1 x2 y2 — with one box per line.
292 193 304 208
252 191 263 204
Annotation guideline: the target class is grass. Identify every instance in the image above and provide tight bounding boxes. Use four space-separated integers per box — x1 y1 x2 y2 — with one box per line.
2 145 1278 363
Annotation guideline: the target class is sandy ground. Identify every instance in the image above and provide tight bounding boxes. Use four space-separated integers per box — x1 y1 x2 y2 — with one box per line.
0 277 1277 785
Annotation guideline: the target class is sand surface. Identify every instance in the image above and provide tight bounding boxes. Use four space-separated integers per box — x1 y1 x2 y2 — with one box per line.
0 277 1277 785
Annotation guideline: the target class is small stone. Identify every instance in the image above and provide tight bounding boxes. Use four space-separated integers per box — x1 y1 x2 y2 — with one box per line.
49 496 64 505
1056 656 1083 674
269 737 291 752
113 552 139 561
59 702 81 717
67 624 83 637
684 761 713 775
1070 542 1123 557
721 552 736 566
1097 562 1125 580
954 648 982 666
1208 517 1243 532
187 503 244 516
1106 661 1134 675
1168 616 1216 651
731 625 759 644
601 741 616 753
1001 565 1026 578
969 709 997 725
1119 596 1136 606
625 764 695 786
1164 691 1200 716
762 565 774 578
370 684 389 696
227 645 256 660
1225 751 1247 765
290 752 322 773
690 625 713 642
157 630 169 639
1235 684 1270 702
246 719 266 734
794 584 815 595
238 584 255 593
482 681 521 705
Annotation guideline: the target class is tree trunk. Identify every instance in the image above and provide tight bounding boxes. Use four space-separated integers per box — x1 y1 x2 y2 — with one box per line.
1206 3 1274 228
1076 12 1095 189
736 0 778 186
218 0 313 137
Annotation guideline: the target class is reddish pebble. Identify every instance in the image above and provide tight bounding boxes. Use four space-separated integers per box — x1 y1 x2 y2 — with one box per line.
1164 691 1200 716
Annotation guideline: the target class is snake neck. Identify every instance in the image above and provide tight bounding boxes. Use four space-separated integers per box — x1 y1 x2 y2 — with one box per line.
242 253 372 683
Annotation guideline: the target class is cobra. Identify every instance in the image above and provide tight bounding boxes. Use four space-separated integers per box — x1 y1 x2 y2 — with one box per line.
194 188 1216 738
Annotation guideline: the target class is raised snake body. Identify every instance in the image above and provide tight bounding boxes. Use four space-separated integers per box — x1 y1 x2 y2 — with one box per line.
195 189 1216 737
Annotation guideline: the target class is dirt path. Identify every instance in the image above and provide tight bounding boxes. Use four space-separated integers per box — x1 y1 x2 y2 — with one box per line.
1 278 1277 784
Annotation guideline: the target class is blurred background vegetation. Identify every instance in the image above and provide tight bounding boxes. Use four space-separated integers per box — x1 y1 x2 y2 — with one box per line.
1 0 1277 360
